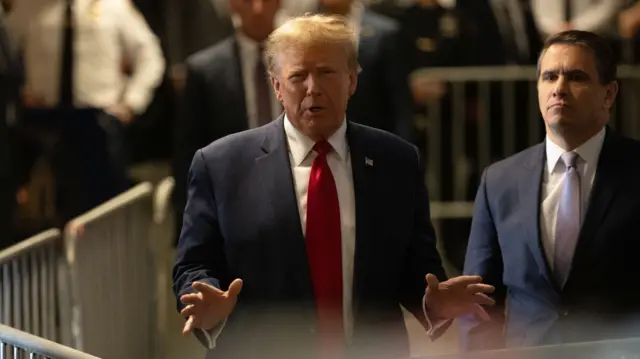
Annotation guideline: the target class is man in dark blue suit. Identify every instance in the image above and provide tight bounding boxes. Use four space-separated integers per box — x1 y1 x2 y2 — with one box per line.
461 30 640 351
173 13 494 359
172 0 283 244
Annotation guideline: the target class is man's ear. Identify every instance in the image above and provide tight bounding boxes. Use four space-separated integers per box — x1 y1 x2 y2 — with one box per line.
603 81 619 110
271 74 283 102
348 67 359 97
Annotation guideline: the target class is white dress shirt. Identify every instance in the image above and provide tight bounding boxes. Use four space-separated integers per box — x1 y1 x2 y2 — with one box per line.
7 0 165 114
540 128 605 270
531 0 624 37
202 115 443 349
235 32 282 128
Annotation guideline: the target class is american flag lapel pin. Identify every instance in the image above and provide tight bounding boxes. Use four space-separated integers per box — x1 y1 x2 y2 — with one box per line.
365 157 374 167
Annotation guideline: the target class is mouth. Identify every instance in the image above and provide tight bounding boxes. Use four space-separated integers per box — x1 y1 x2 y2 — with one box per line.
306 106 324 113
549 103 570 109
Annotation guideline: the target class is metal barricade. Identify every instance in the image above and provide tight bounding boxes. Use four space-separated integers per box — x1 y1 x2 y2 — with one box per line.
150 176 175 359
63 183 155 359
414 336 640 359
0 229 66 344
0 323 100 359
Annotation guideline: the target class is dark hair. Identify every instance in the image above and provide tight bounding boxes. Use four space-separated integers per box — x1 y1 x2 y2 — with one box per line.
536 30 617 85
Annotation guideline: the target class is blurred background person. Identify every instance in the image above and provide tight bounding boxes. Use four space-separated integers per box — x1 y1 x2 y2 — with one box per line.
619 0 640 39
531 0 624 42
319 0 415 141
0 0 21 248
172 0 282 244
6 0 165 227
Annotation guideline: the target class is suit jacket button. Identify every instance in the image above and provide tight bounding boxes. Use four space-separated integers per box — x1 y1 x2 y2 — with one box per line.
562 310 569 316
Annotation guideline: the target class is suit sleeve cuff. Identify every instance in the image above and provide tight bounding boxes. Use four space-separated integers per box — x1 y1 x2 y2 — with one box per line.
422 293 452 337
193 317 227 349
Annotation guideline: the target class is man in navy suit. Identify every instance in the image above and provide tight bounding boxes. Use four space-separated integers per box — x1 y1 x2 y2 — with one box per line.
172 0 283 243
461 30 640 351
173 13 494 359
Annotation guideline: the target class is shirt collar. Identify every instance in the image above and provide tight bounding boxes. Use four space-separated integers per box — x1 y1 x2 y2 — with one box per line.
438 0 457 9
545 127 606 173
284 114 349 166
347 1 364 28
235 31 260 60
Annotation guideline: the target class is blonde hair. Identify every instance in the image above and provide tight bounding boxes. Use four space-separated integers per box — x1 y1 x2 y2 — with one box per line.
265 13 360 74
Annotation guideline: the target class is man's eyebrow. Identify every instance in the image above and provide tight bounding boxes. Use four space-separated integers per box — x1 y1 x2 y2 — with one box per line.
541 68 591 79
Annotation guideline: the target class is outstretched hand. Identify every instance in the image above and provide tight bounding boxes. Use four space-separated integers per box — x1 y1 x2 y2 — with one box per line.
180 279 243 335
425 274 495 321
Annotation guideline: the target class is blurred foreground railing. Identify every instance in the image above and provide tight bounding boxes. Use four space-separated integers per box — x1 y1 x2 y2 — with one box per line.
413 335 640 359
0 323 100 359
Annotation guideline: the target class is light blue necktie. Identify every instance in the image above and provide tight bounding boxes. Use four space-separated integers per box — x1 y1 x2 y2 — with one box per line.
554 151 581 287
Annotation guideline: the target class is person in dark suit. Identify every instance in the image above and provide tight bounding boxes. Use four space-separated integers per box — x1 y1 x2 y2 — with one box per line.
461 30 640 350
0 4 21 248
173 13 495 359
319 0 414 141
172 0 283 243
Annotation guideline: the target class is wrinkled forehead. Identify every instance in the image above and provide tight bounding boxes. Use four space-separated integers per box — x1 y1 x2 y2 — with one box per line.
274 42 350 74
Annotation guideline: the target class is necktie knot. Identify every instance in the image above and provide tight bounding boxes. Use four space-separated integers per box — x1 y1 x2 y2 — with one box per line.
314 140 333 157
561 151 579 170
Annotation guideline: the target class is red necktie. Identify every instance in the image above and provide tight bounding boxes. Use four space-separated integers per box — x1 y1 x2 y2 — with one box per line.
306 140 344 357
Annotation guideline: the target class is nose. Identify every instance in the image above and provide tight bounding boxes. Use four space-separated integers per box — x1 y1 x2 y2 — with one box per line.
305 73 322 96
252 0 264 14
552 75 568 98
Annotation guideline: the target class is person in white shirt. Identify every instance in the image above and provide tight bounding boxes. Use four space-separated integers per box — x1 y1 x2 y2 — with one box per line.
462 30 640 350
531 0 624 38
7 0 164 121
173 13 495 359
6 0 165 221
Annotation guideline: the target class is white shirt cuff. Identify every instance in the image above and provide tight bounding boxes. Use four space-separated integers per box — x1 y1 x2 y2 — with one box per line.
193 317 227 349
422 293 450 336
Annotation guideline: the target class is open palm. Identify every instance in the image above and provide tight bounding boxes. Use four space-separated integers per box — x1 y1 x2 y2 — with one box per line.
180 279 243 334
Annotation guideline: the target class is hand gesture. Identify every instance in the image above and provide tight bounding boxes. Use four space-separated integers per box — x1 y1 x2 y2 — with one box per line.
425 274 495 321
105 103 134 125
180 279 243 335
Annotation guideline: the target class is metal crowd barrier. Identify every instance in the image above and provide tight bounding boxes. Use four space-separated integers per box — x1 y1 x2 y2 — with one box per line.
0 323 100 359
0 229 68 345
149 176 175 359
415 336 640 359
63 183 155 359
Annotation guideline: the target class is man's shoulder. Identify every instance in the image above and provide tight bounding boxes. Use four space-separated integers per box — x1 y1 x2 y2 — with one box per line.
199 125 266 161
186 37 236 72
484 143 544 181
351 122 418 160
611 132 640 155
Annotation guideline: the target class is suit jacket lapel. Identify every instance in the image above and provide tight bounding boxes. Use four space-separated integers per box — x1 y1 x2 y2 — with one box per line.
572 129 623 264
347 122 375 318
520 143 556 289
254 117 313 300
